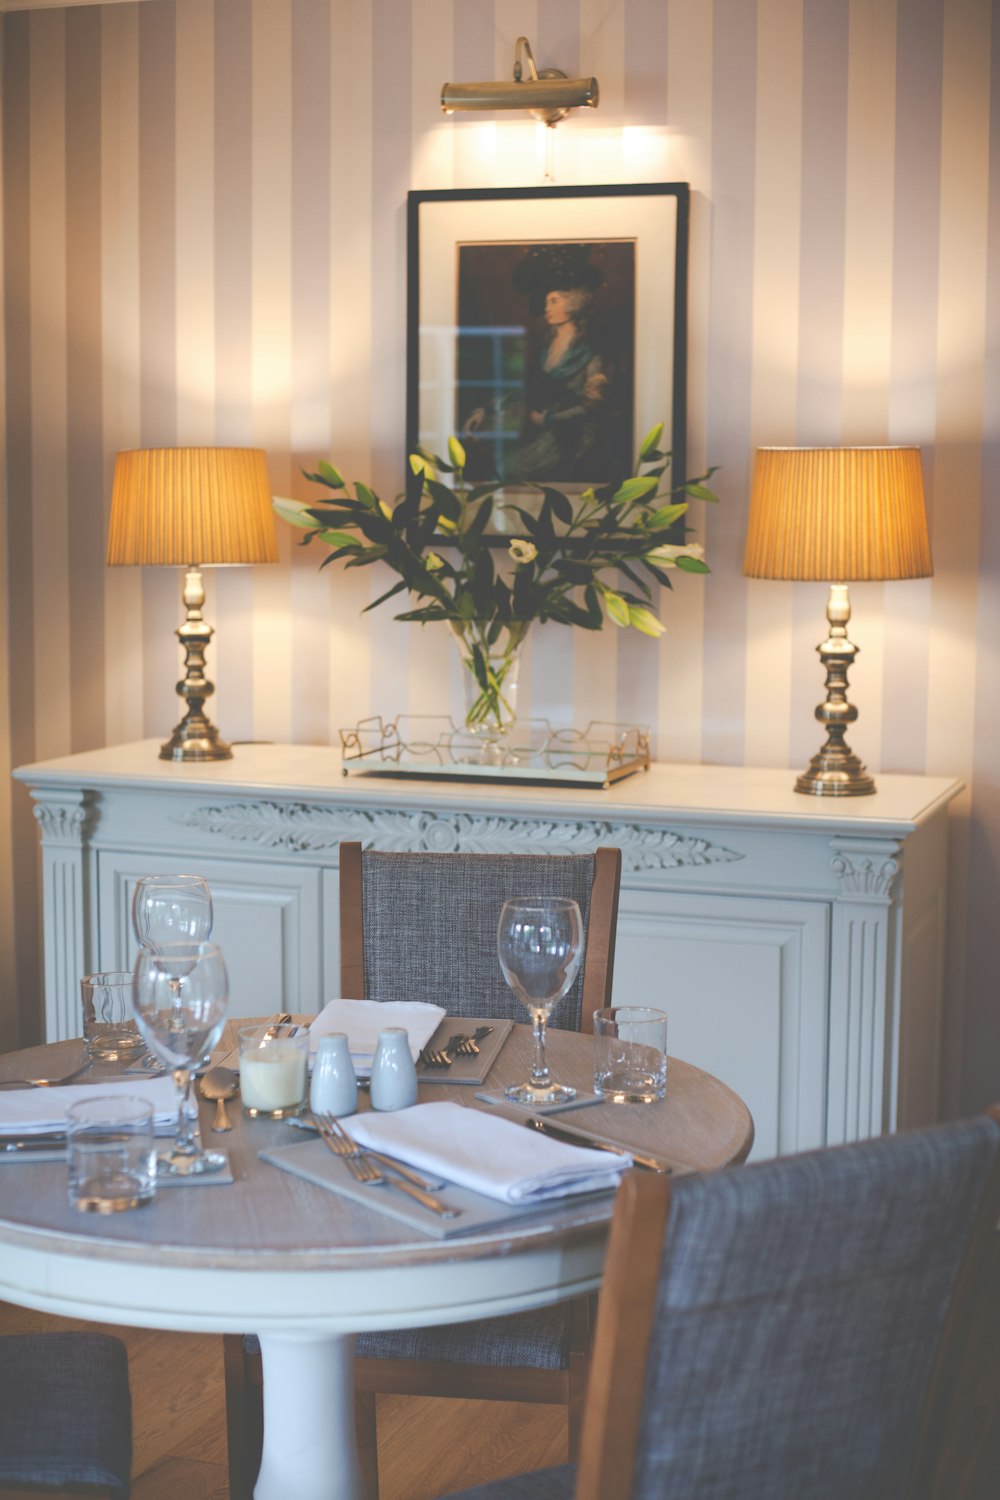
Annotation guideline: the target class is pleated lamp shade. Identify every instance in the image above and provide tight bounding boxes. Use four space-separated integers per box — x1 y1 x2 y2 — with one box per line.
107 447 278 567
743 446 933 582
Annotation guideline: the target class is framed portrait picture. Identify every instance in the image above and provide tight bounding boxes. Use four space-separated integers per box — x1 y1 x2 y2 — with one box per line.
406 183 689 539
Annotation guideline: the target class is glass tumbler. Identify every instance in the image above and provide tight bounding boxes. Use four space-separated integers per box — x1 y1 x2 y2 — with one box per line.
66 1095 157 1213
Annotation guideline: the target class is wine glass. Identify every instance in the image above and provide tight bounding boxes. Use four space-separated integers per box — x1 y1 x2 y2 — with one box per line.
498 897 585 1105
132 874 213 948
132 941 229 1176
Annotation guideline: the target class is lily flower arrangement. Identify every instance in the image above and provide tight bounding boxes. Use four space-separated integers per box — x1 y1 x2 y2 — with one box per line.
275 423 716 737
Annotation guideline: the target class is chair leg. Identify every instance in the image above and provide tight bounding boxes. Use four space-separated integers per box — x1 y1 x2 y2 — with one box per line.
223 1334 262 1500
355 1389 380 1499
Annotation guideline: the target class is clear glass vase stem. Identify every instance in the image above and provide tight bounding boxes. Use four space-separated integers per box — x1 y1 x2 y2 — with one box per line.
531 1012 551 1090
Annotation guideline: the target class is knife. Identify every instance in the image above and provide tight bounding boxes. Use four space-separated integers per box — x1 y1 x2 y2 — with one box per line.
521 1115 675 1175
0 1134 68 1152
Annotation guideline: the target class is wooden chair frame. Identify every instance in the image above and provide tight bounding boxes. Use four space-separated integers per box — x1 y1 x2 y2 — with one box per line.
572 1106 1000 1500
224 843 622 1500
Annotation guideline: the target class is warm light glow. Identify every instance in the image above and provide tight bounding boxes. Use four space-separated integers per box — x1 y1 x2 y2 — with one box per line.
743 446 933 582
107 448 279 567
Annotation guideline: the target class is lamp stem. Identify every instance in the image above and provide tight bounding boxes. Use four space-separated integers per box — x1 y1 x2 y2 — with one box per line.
159 566 233 763
795 583 875 797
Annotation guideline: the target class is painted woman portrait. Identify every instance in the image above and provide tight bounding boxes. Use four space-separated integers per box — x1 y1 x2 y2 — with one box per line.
455 240 635 489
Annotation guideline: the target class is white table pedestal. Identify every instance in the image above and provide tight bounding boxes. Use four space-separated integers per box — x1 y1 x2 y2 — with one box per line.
255 1332 363 1500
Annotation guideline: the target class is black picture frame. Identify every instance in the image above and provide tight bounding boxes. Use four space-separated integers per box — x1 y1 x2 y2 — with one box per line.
406 182 689 542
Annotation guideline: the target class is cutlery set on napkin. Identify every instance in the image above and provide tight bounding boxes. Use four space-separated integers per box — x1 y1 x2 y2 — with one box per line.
0 1076 182 1155
262 1099 636 1238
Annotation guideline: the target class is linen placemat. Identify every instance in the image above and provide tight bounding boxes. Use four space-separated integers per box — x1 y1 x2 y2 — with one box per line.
259 1137 612 1240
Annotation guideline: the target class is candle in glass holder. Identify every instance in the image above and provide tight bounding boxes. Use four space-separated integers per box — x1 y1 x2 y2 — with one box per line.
238 1027 308 1117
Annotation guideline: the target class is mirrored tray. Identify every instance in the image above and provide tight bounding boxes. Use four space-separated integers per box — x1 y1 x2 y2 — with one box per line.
340 716 650 788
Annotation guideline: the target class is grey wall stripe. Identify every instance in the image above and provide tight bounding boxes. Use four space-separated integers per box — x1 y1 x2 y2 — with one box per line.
538 0 581 80
624 0 669 126
290 0 332 745
965 1 1000 1116
790 0 850 776
702 0 757 765
368 0 411 715
882 0 943 774
137 0 179 737
213 0 255 741
65 4 106 755
3 12 41 1044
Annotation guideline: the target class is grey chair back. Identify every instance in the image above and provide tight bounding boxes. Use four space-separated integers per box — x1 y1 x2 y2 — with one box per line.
343 846 620 1032
609 1116 1000 1500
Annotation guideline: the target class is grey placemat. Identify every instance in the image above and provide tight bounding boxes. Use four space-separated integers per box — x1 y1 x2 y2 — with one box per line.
473 1088 602 1115
415 1019 515 1086
259 1138 611 1240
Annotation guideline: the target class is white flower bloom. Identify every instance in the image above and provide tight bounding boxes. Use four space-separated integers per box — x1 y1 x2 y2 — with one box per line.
508 539 539 565
272 497 315 530
644 541 706 568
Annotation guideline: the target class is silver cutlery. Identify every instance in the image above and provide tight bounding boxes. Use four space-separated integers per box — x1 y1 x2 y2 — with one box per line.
311 1112 459 1217
421 1026 493 1069
199 1069 239 1131
521 1115 676 1174
0 1059 92 1091
310 1112 444 1191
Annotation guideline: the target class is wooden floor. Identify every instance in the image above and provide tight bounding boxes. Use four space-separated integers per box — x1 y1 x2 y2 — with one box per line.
2 1230 998 1499
0 1302 565 1500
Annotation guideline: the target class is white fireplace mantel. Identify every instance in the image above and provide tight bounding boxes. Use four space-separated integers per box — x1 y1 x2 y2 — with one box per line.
13 741 962 1160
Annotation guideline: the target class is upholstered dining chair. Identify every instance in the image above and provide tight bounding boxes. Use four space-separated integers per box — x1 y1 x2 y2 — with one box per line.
439 1107 1000 1500
0 1332 132 1496
224 842 622 1500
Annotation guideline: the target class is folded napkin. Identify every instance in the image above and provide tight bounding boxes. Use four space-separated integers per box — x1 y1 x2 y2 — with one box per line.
0 1077 182 1134
346 1100 630 1203
309 998 445 1075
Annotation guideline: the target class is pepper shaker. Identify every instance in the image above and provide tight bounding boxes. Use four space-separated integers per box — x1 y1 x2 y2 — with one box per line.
369 1027 418 1111
310 1033 358 1117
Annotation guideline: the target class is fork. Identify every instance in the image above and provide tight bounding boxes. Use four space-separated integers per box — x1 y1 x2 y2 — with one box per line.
0 1059 93 1090
311 1113 459 1218
422 1026 493 1068
311 1112 444 1192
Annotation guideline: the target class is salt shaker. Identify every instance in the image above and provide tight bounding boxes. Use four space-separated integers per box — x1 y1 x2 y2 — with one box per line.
309 1033 358 1117
369 1027 418 1112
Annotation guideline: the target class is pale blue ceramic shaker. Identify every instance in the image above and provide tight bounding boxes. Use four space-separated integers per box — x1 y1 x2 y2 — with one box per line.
309 1033 358 1116
369 1027 418 1111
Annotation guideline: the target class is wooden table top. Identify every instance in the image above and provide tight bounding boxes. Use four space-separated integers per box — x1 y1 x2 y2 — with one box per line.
0 1024 753 1275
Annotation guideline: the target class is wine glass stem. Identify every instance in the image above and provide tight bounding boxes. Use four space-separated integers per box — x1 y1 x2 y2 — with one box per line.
173 1067 198 1155
530 1012 551 1089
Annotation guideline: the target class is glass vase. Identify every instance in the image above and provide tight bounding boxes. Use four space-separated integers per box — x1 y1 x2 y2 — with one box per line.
449 619 529 757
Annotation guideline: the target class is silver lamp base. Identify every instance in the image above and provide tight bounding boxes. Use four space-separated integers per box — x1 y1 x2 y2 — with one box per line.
797 583 876 798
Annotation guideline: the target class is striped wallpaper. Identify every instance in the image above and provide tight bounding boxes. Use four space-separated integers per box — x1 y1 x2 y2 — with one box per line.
1 0 997 1113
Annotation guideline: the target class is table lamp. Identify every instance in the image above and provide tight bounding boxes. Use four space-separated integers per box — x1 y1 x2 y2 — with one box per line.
743 446 932 797
107 447 278 762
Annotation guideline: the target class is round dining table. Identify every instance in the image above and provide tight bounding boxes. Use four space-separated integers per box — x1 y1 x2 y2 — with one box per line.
0 1023 753 1500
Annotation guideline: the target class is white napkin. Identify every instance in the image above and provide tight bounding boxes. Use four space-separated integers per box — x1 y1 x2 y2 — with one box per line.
309 998 445 1076
345 1100 631 1203
0 1077 182 1134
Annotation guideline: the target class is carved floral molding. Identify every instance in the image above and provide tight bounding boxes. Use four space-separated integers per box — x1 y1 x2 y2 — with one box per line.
175 800 744 873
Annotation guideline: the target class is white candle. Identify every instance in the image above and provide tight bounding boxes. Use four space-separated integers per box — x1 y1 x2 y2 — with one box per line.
241 1043 307 1112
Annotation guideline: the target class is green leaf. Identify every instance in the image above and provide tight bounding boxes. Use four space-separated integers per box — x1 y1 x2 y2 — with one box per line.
675 555 711 573
645 503 688 529
447 435 467 470
317 529 357 548
612 476 659 505
354 482 379 510
539 486 574 526
638 422 664 460
684 482 718 502
316 460 346 489
362 579 408 613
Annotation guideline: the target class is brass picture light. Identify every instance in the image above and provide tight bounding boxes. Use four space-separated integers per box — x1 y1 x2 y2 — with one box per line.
441 36 599 127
